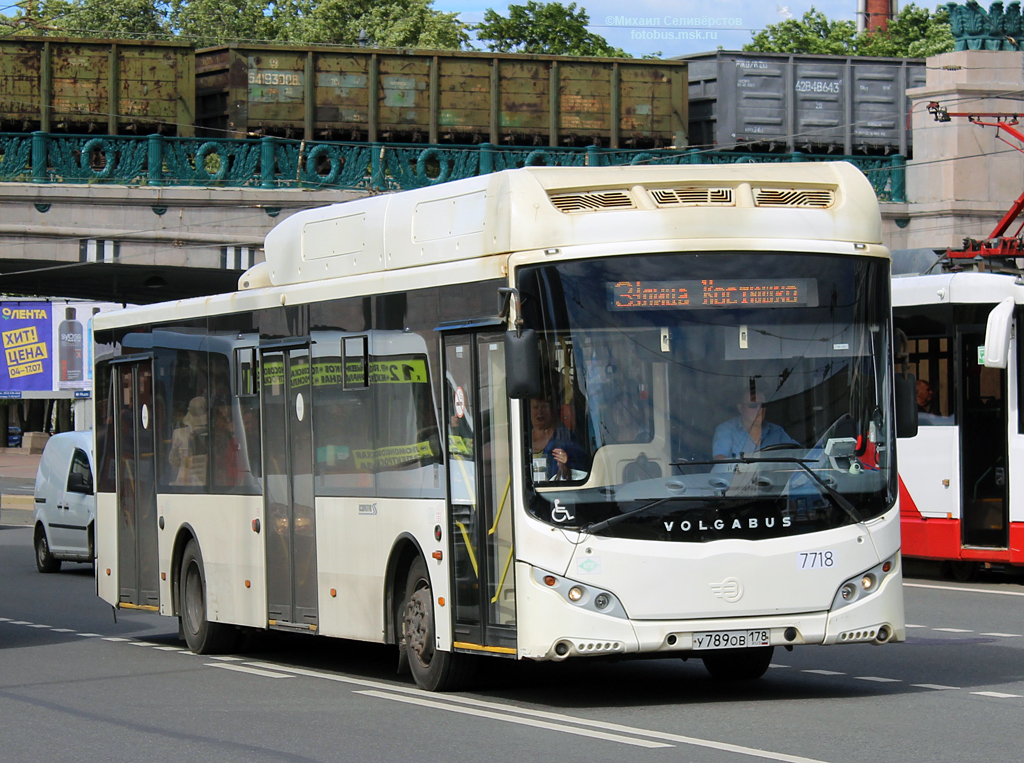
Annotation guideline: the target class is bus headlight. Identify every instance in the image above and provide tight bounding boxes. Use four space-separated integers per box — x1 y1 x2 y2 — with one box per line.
531 568 628 619
831 553 898 611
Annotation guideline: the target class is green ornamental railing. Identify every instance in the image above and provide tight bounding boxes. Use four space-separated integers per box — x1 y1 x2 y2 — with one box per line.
0 132 907 203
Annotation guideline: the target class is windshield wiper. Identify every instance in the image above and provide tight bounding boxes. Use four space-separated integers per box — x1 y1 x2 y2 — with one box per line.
673 456 863 524
583 497 673 535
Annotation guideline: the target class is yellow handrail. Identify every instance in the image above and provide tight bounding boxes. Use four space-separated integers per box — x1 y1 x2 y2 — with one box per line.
488 476 511 536
454 520 479 578
490 543 515 605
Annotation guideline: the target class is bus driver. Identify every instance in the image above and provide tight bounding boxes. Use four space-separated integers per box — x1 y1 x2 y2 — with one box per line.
713 388 797 460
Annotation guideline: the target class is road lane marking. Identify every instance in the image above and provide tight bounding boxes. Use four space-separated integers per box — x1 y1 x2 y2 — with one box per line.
355 689 671 749
913 684 959 690
10 620 31 625
75 632 102 637
206 654 245 661
153 646 185 651
768 664 791 669
905 624 927 628
209 663 295 679
971 691 1022 699
103 637 130 641
27 624 51 629
855 676 900 683
246 662 833 763
933 628 972 633
802 670 845 676
905 582 1024 597
51 628 75 633
980 632 1022 638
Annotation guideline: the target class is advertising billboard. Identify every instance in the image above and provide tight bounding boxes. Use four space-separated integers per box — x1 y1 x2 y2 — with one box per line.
1 300 123 398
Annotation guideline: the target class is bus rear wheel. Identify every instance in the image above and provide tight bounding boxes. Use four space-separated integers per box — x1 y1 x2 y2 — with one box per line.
400 556 474 691
179 539 237 654
700 646 774 681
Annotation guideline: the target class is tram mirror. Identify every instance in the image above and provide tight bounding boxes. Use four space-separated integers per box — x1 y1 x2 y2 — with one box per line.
983 297 1015 369
895 373 919 439
505 329 542 399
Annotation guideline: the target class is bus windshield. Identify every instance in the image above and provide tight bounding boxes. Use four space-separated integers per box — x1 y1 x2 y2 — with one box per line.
517 251 896 542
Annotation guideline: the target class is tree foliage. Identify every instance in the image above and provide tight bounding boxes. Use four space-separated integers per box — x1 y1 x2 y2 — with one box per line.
0 0 469 49
475 1 629 57
745 4 954 58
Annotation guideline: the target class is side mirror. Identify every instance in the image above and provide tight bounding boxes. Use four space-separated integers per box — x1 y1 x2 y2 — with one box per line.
983 297 1015 368
895 373 919 439
67 471 94 495
504 329 542 399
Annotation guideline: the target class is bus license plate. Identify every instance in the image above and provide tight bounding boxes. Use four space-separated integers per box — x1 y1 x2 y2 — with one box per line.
692 630 770 650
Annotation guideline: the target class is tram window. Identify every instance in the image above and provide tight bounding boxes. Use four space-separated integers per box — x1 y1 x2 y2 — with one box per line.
904 336 954 425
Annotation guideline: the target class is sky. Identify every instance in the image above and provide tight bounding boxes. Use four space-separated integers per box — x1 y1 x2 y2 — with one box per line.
436 0 872 58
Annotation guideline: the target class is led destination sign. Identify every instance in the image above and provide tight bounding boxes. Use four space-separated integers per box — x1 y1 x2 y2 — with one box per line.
609 279 818 310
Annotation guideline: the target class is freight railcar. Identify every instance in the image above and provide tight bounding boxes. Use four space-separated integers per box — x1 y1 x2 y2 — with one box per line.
681 51 926 156
195 45 688 148
0 37 195 136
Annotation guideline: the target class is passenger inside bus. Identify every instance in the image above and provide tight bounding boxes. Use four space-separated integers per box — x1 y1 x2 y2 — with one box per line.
713 388 797 460
169 396 209 487
529 397 585 481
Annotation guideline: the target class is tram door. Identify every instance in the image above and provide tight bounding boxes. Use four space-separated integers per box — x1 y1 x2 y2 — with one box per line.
444 333 516 654
261 346 318 627
958 329 1009 548
115 360 159 608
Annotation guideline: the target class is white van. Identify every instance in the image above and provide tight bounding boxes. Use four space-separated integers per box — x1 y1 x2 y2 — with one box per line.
33 431 95 573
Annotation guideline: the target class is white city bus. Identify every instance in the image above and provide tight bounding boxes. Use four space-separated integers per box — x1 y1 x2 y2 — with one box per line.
894 262 1024 579
94 163 914 690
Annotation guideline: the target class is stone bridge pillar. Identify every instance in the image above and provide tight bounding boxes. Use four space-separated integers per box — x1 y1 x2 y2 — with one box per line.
887 50 1024 251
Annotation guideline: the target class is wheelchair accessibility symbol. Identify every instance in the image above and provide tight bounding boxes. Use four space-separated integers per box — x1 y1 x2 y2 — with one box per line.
551 499 575 523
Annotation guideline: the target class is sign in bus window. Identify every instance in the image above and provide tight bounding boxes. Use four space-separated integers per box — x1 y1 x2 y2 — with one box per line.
608 279 818 310
344 336 368 389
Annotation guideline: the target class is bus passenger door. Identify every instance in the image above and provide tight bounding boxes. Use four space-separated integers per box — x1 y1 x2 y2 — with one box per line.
260 346 318 628
443 333 516 656
115 360 159 609
958 329 1009 548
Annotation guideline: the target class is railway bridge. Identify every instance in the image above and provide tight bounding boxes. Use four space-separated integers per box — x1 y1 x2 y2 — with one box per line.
0 131 908 303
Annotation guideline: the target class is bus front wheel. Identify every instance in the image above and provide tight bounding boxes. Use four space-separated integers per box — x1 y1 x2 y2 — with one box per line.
400 556 474 691
179 539 237 654
700 646 774 681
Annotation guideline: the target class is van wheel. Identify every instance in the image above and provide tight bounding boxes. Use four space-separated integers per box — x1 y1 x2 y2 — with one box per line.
179 540 237 654
701 646 774 680
399 556 474 691
35 528 61 573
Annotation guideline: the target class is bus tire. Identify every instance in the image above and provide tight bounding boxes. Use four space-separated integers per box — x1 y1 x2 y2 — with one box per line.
700 646 774 681
400 556 474 691
34 527 61 573
180 539 237 654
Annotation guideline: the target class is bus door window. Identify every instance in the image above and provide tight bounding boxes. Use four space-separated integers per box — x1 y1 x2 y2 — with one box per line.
115 361 159 608
261 346 318 626
444 333 516 646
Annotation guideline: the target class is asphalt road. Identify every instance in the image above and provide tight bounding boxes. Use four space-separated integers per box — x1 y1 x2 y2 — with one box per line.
2 526 1022 763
